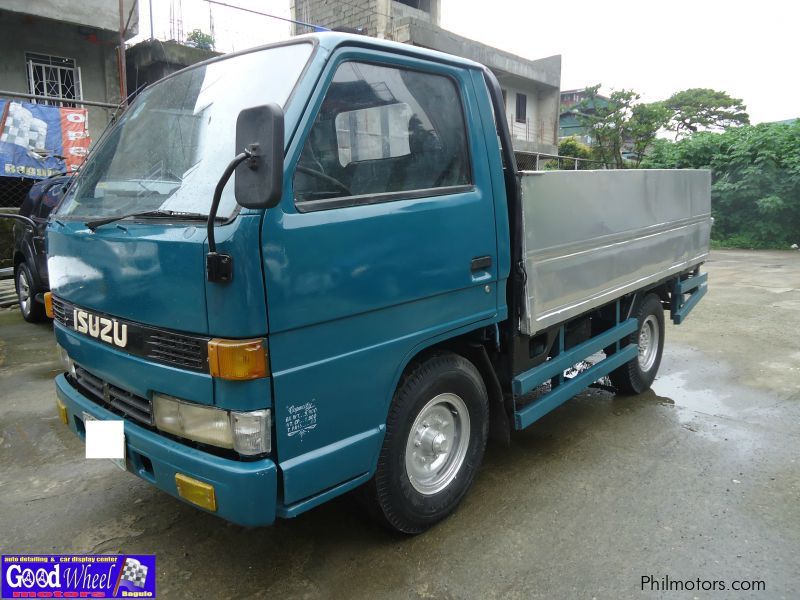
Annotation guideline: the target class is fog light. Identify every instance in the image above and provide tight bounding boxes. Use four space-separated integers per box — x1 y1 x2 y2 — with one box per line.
55 397 68 424
175 473 216 511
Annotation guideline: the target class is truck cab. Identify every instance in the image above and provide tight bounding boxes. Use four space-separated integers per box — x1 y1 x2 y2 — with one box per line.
49 33 708 533
50 34 510 530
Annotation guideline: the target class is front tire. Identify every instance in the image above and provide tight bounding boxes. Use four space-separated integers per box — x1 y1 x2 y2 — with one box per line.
15 262 46 323
609 293 665 394
366 352 489 534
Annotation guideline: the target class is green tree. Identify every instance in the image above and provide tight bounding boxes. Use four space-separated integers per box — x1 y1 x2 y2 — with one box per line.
557 137 592 169
664 88 749 139
186 29 214 50
575 85 670 168
642 121 800 248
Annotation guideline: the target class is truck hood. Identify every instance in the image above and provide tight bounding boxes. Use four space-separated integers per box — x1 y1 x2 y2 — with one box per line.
47 221 210 334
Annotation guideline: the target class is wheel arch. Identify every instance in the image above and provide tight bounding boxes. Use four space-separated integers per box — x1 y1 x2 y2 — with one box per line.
384 322 510 449
13 250 25 270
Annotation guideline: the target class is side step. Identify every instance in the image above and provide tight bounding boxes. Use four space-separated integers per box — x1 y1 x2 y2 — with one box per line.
512 318 638 431
671 272 707 324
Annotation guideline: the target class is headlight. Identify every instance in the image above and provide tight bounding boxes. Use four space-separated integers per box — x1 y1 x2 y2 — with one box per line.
153 393 271 455
57 344 76 377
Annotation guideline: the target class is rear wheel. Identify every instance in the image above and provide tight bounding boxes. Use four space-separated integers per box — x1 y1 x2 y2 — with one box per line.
609 293 665 394
366 352 489 534
15 262 46 323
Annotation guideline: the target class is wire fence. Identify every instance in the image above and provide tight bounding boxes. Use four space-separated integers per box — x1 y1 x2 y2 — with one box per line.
0 176 36 209
515 151 611 171
0 178 30 271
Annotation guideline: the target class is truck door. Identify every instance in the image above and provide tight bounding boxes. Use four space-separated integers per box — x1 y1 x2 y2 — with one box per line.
262 51 500 505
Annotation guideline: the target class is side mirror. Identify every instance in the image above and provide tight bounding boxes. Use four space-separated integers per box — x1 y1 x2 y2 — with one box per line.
234 104 284 209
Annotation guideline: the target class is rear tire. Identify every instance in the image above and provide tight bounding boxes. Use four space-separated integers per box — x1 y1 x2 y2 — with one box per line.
366 352 489 534
609 293 665 395
15 262 46 323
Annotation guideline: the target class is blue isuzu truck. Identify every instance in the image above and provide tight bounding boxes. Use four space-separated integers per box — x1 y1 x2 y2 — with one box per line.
48 33 710 533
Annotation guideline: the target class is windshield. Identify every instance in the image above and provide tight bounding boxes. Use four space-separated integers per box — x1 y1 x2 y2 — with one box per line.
57 42 313 221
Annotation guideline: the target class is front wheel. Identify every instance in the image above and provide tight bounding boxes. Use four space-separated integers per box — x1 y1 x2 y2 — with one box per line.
366 352 489 534
15 262 47 323
609 293 665 395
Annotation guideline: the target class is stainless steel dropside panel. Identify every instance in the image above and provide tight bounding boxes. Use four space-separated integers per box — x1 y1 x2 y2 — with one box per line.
519 169 711 335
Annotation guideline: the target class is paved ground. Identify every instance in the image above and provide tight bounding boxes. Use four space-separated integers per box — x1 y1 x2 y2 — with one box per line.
1 249 798 599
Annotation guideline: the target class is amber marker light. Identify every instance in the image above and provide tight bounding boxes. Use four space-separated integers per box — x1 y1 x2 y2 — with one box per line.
207 338 269 380
44 292 54 319
175 473 217 511
55 397 68 424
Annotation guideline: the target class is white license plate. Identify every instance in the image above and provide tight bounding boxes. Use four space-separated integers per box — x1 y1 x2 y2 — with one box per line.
82 412 127 471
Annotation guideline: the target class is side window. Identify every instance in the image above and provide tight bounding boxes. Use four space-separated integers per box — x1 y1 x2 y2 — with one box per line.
294 61 471 207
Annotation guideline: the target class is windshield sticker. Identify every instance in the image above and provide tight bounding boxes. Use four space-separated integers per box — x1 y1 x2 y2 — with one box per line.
286 401 318 440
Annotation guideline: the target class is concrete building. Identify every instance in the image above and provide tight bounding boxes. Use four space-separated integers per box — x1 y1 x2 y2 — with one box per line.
126 39 220 100
291 0 561 154
0 1 139 140
559 88 609 145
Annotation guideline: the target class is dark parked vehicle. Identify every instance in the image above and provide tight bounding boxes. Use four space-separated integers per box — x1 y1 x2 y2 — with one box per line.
12 175 71 321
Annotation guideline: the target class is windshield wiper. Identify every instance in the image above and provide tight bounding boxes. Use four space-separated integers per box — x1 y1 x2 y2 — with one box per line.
85 209 209 231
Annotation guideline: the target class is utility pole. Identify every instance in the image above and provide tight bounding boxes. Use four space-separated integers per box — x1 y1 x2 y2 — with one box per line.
118 0 128 108
149 0 154 40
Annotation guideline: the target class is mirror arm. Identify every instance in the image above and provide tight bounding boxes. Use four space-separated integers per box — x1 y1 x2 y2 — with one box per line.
207 149 252 254
206 147 254 283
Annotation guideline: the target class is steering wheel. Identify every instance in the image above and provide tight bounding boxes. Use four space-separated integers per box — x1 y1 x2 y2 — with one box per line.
296 165 352 196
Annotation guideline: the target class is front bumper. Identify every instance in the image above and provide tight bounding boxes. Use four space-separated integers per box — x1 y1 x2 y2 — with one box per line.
55 374 278 527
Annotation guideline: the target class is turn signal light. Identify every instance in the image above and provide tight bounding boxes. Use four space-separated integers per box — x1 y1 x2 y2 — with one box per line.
207 338 269 380
44 292 53 319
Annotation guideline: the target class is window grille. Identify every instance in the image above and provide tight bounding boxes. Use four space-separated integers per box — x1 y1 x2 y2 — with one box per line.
25 53 83 107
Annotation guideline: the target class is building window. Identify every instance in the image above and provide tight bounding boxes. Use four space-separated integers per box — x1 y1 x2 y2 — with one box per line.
501 89 507 106
515 93 527 123
25 53 83 107
394 0 431 11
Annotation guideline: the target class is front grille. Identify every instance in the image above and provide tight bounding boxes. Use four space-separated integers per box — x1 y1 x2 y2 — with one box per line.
52 296 209 373
51 297 72 327
73 365 154 426
144 333 206 371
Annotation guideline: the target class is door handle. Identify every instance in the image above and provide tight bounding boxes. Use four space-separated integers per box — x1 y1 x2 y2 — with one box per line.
470 256 492 271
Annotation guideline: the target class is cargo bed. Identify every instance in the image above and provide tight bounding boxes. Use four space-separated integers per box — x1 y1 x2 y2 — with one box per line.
519 169 711 335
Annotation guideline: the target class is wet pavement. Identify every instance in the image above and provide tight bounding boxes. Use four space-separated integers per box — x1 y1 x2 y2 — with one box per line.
1 249 798 598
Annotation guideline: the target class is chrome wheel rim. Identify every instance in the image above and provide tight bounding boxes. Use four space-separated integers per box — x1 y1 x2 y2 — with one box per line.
638 315 659 371
405 393 470 495
17 270 30 316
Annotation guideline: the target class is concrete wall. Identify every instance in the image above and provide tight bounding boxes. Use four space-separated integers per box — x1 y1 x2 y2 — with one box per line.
126 40 220 97
0 10 122 141
391 1 440 26
393 19 560 87
2 0 138 37
497 80 558 153
292 0 381 35
291 0 440 37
